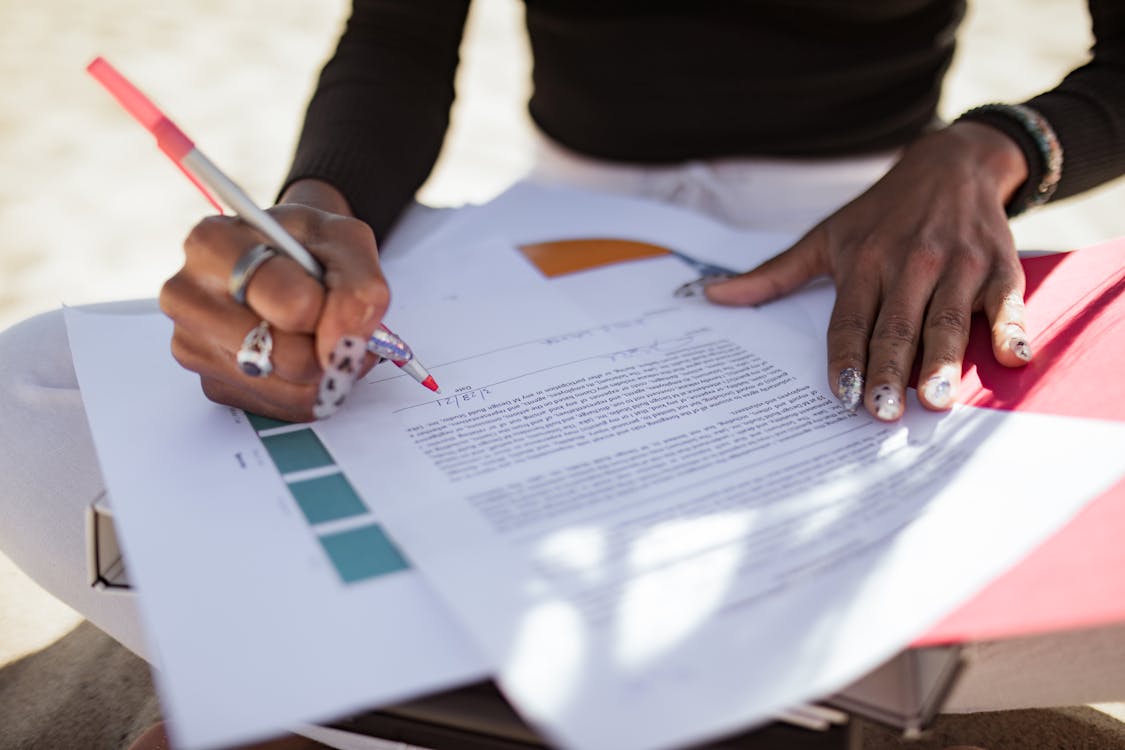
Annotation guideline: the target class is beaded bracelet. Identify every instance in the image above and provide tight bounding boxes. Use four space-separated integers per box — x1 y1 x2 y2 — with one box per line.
955 103 1063 218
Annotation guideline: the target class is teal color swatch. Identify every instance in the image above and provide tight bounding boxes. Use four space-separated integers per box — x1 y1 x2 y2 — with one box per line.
319 524 410 583
246 412 293 432
260 429 333 474
288 472 367 525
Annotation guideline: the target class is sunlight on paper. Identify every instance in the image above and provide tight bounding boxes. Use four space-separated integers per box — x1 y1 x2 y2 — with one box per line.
876 426 910 458
508 599 586 717
614 514 751 669
625 511 754 572
785 487 858 545
533 526 608 587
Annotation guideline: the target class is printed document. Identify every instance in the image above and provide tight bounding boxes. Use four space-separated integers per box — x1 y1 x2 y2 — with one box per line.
317 235 1125 750
67 185 1125 750
66 308 489 750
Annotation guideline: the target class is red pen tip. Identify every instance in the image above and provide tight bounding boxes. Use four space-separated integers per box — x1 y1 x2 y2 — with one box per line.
421 376 440 393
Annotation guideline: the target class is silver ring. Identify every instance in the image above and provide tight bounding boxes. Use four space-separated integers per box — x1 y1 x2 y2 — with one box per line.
228 243 278 304
236 321 274 378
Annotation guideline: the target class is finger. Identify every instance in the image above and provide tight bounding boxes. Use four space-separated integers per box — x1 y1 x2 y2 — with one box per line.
263 207 389 370
243 255 326 334
183 216 325 333
317 267 387 375
171 326 319 421
917 281 976 411
182 328 368 421
704 228 829 307
200 376 316 424
825 270 881 413
982 262 1031 367
189 208 387 375
864 269 936 422
161 274 320 384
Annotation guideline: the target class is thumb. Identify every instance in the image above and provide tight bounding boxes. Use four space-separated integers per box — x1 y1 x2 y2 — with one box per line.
268 206 387 371
704 229 828 307
309 255 388 420
315 248 389 375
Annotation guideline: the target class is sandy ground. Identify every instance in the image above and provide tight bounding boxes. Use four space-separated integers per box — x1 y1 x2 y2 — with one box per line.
2 1 1125 748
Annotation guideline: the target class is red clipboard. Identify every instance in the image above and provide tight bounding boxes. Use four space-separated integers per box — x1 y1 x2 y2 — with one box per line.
917 237 1125 645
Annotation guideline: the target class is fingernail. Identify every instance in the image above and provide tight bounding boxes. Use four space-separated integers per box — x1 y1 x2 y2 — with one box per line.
921 374 955 409
313 336 364 419
1003 323 1032 362
871 384 903 421
1007 337 1032 362
673 273 735 298
367 328 412 362
836 367 864 412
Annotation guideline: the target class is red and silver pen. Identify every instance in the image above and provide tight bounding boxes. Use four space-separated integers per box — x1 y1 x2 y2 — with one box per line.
86 56 440 393
368 325 440 393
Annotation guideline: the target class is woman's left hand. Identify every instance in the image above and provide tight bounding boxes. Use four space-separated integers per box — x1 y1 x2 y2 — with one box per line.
704 121 1035 421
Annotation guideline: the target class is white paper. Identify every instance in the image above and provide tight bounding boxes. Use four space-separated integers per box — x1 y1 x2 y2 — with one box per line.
316 237 1125 750
66 308 489 750
67 185 1125 750
385 181 834 338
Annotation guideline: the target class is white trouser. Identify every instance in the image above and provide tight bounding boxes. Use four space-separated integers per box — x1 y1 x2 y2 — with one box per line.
2 139 1123 713
529 132 896 235
0 298 157 659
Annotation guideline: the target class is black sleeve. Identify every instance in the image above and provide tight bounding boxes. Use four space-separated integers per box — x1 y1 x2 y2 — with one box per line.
281 0 471 241
1021 0 1125 203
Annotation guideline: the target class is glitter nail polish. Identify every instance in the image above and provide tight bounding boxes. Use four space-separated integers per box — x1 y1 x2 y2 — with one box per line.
836 367 864 412
921 374 954 409
673 273 735 298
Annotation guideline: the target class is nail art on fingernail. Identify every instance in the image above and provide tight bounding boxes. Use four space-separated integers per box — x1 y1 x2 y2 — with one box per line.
1008 337 1032 362
1001 323 1032 362
673 273 735 298
836 367 864 412
871 384 903 421
921 374 954 409
314 336 365 419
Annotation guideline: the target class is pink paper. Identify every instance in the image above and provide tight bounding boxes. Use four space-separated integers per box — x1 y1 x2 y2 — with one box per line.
917 237 1125 645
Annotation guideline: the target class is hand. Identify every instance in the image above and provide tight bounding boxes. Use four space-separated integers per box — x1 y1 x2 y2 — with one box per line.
704 122 1034 421
159 179 387 422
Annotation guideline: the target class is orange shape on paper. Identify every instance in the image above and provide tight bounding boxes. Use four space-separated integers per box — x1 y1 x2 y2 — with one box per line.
519 238 672 278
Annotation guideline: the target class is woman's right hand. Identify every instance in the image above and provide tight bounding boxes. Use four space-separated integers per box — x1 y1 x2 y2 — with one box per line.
159 181 388 422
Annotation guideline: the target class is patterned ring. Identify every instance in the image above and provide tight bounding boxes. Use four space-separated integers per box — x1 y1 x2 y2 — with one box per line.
236 321 274 378
228 243 278 304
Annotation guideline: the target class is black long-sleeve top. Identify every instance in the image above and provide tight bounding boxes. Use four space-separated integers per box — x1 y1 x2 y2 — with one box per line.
284 0 1125 241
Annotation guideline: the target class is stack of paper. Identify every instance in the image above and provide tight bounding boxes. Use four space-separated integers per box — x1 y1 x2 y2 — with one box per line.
67 183 1125 750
